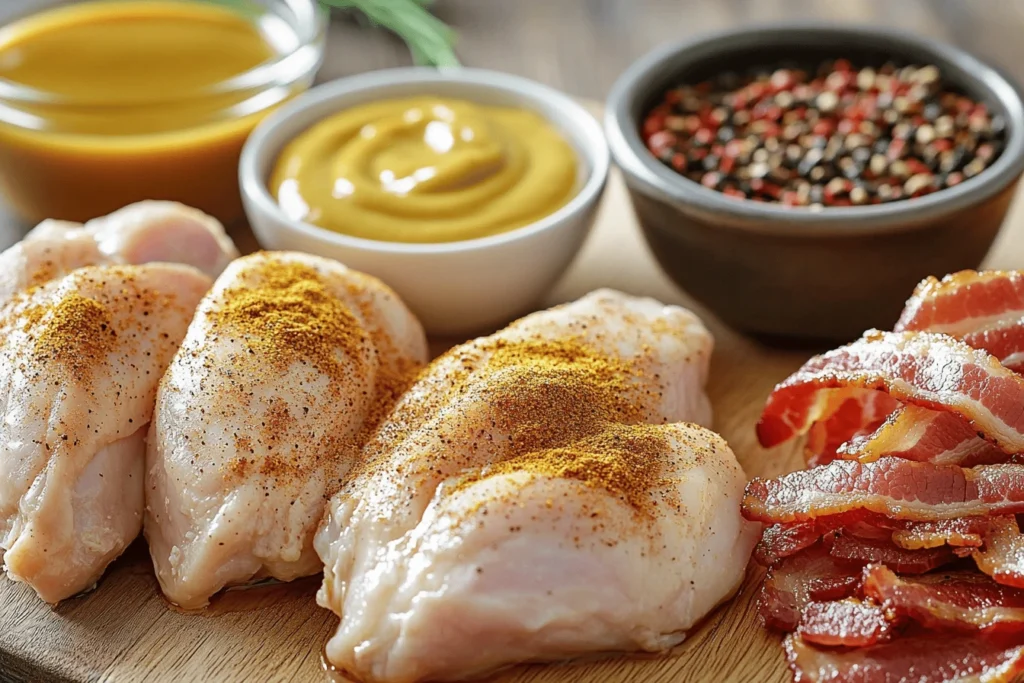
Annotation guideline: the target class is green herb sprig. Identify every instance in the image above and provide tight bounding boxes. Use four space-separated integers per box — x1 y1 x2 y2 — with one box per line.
319 0 460 68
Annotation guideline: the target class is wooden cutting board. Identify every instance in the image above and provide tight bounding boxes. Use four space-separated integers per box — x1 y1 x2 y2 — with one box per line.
2 165 1024 683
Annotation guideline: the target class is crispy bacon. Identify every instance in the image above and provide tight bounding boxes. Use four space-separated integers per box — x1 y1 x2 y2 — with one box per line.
757 514 992 566
755 511 874 566
805 391 899 466
755 522 825 567
862 564 1024 634
891 518 992 551
757 331 1024 453
797 599 892 648
743 458 1024 525
894 270 1024 374
837 406 1008 466
757 270 1024 682
760 543 862 631
785 631 1024 683
896 270 1024 337
963 319 1024 374
975 517 1024 589
830 530 956 574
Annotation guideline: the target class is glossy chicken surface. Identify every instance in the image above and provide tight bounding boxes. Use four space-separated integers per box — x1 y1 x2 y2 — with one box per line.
0 264 212 603
315 289 758 683
146 252 429 609
0 200 237 302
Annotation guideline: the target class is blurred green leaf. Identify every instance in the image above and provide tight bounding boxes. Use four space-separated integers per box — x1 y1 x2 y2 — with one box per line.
320 0 460 68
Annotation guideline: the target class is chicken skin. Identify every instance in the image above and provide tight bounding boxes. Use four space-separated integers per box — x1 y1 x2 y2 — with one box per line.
0 264 212 603
0 200 237 302
315 289 758 683
146 252 428 609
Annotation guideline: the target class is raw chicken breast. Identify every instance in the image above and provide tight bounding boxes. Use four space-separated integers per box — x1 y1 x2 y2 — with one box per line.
0 200 237 302
146 252 428 609
315 289 758 683
0 264 212 603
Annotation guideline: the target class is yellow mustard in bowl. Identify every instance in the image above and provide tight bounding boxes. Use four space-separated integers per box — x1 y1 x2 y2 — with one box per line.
269 97 578 243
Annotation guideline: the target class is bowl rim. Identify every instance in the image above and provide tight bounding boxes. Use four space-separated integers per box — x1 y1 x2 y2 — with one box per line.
239 66 610 255
605 22 1024 236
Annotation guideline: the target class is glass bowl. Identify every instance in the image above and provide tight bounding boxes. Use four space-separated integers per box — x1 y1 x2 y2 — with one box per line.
0 0 326 225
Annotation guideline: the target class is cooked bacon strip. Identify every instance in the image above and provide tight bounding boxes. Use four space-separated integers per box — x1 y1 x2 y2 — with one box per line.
755 512 892 565
760 543 862 631
758 513 991 566
893 270 1024 372
805 391 898 466
975 517 1024 589
742 458 1024 525
755 511 872 566
838 405 1008 466
830 530 956 574
758 331 1024 453
896 270 1024 336
797 599 892 648
963 319 1024 374
863 564 1024 634
891 517 992 550
785 631 1024 683
755 522 824 567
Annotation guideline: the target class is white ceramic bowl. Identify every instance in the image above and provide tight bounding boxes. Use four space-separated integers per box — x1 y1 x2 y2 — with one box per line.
239 67 609 336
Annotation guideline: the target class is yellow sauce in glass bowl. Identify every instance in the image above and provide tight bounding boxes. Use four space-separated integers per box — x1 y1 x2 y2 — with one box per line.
0 0 321 224
269 97 578 244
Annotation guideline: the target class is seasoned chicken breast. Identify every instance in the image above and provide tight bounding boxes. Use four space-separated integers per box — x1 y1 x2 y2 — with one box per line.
0 200 237 302
146 252 428 609
315 289 757 682
0 264 212 603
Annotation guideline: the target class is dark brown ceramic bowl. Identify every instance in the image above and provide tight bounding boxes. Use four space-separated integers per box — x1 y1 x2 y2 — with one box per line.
605 24 1024 343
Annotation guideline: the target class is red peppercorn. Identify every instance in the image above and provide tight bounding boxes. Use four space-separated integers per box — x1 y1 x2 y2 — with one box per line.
905 158 930 175
761 181 783 199
746 82 768 101
837 119 858 135
886 138 908 160
647 130 676 154
643 115 666 137
700 172 721 188
812 120 836 136
780 190 803 205
724 139 744 158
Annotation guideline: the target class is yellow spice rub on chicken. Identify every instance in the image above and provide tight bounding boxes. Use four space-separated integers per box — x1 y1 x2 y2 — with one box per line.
315 289 758 683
